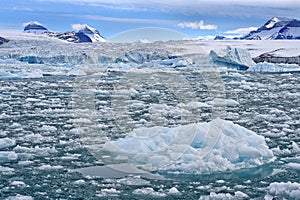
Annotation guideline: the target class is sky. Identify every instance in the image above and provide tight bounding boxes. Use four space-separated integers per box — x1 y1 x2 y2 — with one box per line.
1 0 300 41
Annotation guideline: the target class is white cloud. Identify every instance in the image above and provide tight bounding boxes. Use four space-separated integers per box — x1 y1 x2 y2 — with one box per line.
14 1 298 24
195 35 216 40
34 0 300 18
225 27 258 34
83 15 176 25
35 0 300 8
71 24 87 31
178 20 217 30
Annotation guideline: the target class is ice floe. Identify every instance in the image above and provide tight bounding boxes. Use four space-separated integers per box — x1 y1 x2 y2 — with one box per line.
103 118 274 173
266 182 300 199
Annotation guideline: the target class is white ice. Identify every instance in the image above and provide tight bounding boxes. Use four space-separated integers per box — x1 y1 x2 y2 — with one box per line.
0 138 15 149
0 151 18 162
199 191 249 199
209 46 255 69
103 118 274 173
248 62 300 73
5 194 34 200
267 182 300 199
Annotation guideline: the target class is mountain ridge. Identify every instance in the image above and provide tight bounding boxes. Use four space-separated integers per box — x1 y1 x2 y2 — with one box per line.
23 22 106 43
215 17 300 40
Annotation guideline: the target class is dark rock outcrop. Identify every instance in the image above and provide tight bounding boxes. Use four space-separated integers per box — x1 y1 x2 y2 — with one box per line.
0 36 9 45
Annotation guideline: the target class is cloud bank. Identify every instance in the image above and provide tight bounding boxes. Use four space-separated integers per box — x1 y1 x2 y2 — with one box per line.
225 27 258 34
178 20 217 30
35 0 300 18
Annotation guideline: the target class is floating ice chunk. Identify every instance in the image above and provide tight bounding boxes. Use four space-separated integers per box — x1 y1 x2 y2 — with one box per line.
199 192 234 199
22 133 46 144
0 166 15 173
267 182 300 199
207 98 239 107
248 62 300 73
5 194 33 200
291 141 300 153
11 181 26 187
132 187 166 197
74 180 86 185
0 138 16 149
199 191 248 199
36 164 63 170
18 160 34 166
40 125 57 132
13 145 57 157
285 163 300 170
234 191 249 198
216 180 226 184
101 188 120 193
0 151 18 162
97 188 120 197
103 119 274 173
168 187 180 194
209 46 255 70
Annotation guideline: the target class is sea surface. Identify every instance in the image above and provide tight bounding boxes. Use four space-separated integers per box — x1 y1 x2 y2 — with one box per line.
0 67 299 199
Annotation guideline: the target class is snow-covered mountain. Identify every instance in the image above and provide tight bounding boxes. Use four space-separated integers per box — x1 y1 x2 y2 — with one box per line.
241 17 300 40
0 36 9 45
23 22 48 34
23 22 106 43
214 17 300 40
73 24 106 42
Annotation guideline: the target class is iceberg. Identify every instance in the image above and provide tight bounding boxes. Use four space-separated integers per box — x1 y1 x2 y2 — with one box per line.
209 46 255 70
248 62 300 73
103 119 274 174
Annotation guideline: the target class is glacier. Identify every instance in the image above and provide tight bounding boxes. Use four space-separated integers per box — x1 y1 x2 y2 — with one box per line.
0 37 257 72
103 118 274 174
1 32 300 72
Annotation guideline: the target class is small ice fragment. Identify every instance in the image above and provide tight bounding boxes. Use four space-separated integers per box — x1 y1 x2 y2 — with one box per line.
0 138 16 149
168 187 180 194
